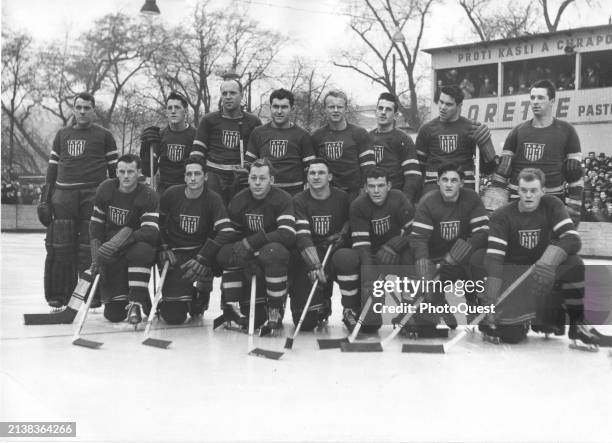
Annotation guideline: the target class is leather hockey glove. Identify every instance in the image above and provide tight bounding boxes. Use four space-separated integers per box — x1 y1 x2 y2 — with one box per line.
97 227 134 264
159 244 177 267
36 184 54 227
140 126 161 146
443 238 473 266
375 245 400 265
181 255 212 282
527 245 567 298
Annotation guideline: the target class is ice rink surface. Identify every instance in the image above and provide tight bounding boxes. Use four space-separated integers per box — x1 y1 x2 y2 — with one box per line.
1 233 612 443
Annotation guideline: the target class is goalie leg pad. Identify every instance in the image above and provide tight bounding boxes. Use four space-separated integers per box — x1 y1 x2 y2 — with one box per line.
159 301 188 325
45 220 78 306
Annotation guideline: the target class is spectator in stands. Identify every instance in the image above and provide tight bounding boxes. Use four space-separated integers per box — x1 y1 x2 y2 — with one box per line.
460 75 475 99
478 76 495 97
582 65 601 89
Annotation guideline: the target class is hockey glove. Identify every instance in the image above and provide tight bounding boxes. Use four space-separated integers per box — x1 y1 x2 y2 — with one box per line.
159 244 177 267
324 232 345 252
36 184 54 227
140 126 161 146
232 238 253 263
97 227 135 264
308 266 327 284
181 255 212 282
415 258 436 280
527 245 567 298
444 238 473 266
375 245 400 265
90 238 102 274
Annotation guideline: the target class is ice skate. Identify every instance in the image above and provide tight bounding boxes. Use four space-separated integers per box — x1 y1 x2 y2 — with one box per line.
259 307 282 337
342 308 358 333
127 302 143 329
569 322 599 352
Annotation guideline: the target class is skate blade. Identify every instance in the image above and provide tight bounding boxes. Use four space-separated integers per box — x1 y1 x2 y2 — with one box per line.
284 338 294 349
248 347 283 360
402 343 445 354
142 337 172 348
317 338 348 349
340 341 383 352
213 314 226 330
72 337 103 349
569 342 599 352
23 311 76 325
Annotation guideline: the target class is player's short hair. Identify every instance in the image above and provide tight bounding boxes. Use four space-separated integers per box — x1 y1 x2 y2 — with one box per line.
530 79 556 100
363 166 389 183
439 85 464 105
117 153 141 170
221 78 243 93
377 92 398 112
517 168 546 187
307 157 330 172
249 158 276 177
166 91 188 108
270 88 294 107
323 90 348 107
184 156 206 172
73 92 95 107
437 163 465 181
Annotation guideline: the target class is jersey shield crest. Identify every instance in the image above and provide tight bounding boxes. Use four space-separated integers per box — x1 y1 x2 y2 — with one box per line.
324 141 343 160
67 140 86 157
438 134 458 153
269 140 288 158
311 215 331 236
245 213 265 232
373 145 385 164
108 206 130 226
222 130 240 149
166 144 186 162
523 143 545 162
440 220 460 241
371 215 391 236
180 214 200 234
518 229 540 249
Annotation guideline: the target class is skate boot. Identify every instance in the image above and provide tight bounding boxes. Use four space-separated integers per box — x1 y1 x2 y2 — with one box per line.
189 290 209 318
260 307 282 337
569 321 600 352
442 311 458 330
342 308 358 333
531 323 565 338
478 322 501 344
48 300 66 312
127 302 143 328
317 299 332 329
222 301 247 328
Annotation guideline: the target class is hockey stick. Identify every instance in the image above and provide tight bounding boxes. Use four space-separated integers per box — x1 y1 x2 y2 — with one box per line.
284 245 333 350
24 269 95 325
142 262 171 348
72 274 103 349
248 275 283 360
402 264 535 354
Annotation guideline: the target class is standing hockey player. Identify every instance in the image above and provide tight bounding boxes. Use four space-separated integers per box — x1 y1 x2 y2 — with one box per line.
37 92 118 309
216 158 296 332
192 79 262 205
157 157 234 324
474 168 598 349
89 154 159 325
333 167 414 332
415 85 497 196
407 163 489 334
486 79 583 223
370 92 421 203
290 158 350 330
246 88 316 195
312 90 376 201
139 92 197 194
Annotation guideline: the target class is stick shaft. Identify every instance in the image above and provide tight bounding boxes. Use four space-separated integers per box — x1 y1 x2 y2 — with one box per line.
248 274 256 350
72 274 100 341
143 262 169 337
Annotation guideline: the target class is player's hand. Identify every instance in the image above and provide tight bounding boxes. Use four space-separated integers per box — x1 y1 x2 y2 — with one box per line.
232 238 253 262
159 245 177 267
375 244 400 265
308 266 327 284
324 232 345 251
37 201 53 227
181 257 211 282
140 126 161 146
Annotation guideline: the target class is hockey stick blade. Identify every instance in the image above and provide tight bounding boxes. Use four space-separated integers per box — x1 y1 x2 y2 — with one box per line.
213 314 226 330
340 341 383 352
317 338 348 349
402 343 445 354
248 347 283 360
284 337 294 349
142 337 172 349
72 337 103 349
24 308 78 325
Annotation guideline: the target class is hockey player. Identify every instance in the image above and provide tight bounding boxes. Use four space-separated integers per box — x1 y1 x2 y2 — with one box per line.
37 92 118 309
407 163 489 334
216 158 296 332
246 88 316 195
486 79 583 224
333 167 414 332
89 154 159 325
474 167 597 349
290 158 350 330
312 90 376 201
369 92 421 203
415 84 497 196
139 92 197 194
192 79 262 205
157 157 234 324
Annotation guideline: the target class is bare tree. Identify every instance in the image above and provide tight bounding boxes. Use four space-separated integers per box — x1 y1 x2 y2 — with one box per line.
459 0 541 41
333 0 439 129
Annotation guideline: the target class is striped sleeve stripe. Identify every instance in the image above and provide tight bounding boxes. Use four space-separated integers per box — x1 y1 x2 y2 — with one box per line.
91 216 105 224
277 215 295 222
488 236 507 246
245 152 257 161
105 150 119 157
359 150 374 158
553 219 572 232
412 221 433 231
49 159 59 165
279 225 296 234
360 160 376 167
190 151 205 157
487 248 505 255
193 140 207 148
303 155 316 162
470 215 489 224
141 221 159 229
220 227 236 232
560 230 580 238
93 206 105 216
352 241 370 247
214 218 231 227
404 171 422 176
566 153 582 161
472 226 489 232
402 159 419 166
297 229 311 235
351 231 370 237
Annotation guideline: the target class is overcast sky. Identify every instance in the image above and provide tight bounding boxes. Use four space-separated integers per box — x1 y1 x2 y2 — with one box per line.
2 0 610 105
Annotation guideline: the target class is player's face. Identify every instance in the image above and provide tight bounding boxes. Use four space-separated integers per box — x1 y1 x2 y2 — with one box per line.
73 98 95 127
166 99 186 125
270 98 292 127
529 87 554 117
307 163 331 190
517 178 545 212
325 96 347 124
117 161 139 193
438 171 463 201
184 163 206 191
376 99 396 128
438 93 460 122
220 80 242 113
249 165 274 200
365 176 391 206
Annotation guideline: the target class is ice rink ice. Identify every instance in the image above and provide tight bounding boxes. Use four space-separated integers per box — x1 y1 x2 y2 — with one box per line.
1 233 612 442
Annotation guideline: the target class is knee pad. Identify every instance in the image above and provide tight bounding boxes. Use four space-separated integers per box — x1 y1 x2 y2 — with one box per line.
496 323 529 344
332 248 360 274
104 300 128 322
125 242 156 266
258 242 289 265
159 301 188 325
